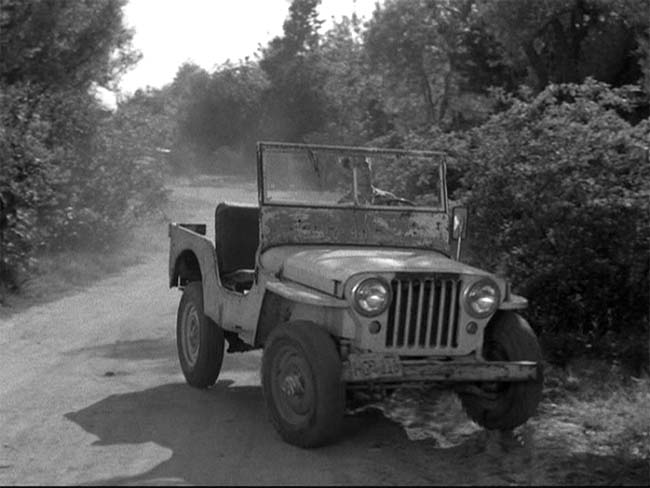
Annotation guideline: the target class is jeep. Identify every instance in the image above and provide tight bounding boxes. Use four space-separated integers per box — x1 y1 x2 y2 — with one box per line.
168 142 543 447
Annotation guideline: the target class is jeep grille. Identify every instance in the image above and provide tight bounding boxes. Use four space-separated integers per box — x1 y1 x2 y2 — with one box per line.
386 276 462 351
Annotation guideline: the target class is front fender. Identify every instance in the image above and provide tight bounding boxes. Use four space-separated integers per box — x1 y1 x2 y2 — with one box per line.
169 224 220 313
499 293 528 310
265 279 349 308
254 278 350 347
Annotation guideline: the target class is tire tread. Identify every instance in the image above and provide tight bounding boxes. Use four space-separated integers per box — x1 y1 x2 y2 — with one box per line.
262 321 344 448
176 281 225 388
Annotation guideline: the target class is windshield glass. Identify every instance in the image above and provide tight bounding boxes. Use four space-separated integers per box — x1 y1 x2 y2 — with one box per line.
260 143 445 210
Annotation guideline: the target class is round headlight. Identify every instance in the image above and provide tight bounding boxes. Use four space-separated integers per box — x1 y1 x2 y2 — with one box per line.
352 278 391 316
465 278 500 318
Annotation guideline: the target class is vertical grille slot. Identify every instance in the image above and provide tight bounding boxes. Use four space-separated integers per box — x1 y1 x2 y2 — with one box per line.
386 276 461 350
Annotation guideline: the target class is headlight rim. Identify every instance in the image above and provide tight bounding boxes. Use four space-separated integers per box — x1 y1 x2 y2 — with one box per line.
463 277 501 319
351 276 392 317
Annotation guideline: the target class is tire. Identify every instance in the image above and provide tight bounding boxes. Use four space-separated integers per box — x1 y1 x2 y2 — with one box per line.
460 311 543 430
261 321 345 448
176 281 225 388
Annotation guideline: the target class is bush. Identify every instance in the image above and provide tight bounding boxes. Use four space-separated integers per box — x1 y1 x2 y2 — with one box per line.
397 81 649 367
460 81 649 366
0 0 168 296
0 85 62 289
0 84 168 293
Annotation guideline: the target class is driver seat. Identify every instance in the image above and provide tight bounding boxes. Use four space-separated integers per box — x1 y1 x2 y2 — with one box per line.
214 203 259 293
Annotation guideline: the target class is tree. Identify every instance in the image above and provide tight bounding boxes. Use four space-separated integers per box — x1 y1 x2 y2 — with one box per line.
639 26 650 95
314 15 392 143
259 0 329 141
476 0 650 90
364 0 444 126
364 0 501 131
0 0 139 91
169 61 268 172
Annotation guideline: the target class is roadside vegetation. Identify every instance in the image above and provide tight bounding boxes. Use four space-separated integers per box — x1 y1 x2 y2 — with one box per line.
378 359 650 484
0 0 169 307
1 0 648 482
531 360 649 484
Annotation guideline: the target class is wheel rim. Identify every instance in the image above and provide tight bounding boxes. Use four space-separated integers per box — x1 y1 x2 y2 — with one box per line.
181 302 201 368
270 342 315 426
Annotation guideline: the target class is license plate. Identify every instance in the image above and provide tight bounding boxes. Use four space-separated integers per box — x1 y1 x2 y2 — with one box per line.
344 353 403 381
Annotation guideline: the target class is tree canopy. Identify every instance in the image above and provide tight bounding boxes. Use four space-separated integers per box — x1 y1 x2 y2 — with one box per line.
0 0 139 90
0 0 164 290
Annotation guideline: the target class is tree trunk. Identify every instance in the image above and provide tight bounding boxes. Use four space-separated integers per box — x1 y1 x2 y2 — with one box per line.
420 64 436 124
523 41 549 91
437 66 453 125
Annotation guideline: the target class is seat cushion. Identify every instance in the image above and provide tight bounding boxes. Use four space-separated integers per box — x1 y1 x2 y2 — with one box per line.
221 269 256 293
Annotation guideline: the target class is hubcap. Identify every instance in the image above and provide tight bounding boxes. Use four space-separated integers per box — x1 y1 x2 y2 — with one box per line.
182 303 201 367
271 343 315 425
281 373 305 397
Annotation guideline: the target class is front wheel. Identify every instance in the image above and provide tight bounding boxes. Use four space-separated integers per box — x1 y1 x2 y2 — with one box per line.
176 281 225 388
459 311 543 430
262 322 345 448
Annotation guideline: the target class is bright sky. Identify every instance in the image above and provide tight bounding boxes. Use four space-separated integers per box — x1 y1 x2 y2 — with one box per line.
118 0 379 94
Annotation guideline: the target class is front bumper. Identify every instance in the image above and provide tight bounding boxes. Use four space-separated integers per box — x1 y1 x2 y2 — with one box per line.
342 354 540 384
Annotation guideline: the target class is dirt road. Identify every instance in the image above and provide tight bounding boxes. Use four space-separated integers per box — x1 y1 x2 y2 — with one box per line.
1 178 636 485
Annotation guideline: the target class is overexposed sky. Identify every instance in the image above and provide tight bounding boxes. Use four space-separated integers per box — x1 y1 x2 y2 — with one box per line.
118 0 379 94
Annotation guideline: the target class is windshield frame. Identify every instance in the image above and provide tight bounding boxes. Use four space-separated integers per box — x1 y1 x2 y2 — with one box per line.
257 141 448 213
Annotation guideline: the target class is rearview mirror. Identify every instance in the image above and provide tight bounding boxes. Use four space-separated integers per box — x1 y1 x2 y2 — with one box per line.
452 206 468 240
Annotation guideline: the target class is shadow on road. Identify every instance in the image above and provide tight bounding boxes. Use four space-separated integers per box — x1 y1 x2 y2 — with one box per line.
64 380 649 486
64 381 441 485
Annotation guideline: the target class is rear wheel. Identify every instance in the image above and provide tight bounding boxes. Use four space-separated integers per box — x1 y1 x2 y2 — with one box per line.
177 281 225 388
459 311 543 430
262 322 345 447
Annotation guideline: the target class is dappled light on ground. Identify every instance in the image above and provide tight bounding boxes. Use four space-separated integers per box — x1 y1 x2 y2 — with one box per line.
349 388 482 446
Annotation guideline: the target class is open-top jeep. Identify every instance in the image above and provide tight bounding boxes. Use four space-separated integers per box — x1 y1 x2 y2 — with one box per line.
168 142 543 447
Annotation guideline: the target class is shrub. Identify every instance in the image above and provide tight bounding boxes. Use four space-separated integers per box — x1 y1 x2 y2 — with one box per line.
396 80 649 367
0 85 169 292
0 85 62 289
459 81 649 366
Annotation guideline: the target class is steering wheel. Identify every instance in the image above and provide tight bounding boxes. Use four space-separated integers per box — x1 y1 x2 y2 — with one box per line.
375 196 416 207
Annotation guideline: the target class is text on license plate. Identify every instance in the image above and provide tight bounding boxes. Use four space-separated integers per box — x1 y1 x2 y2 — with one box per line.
345 354 403 381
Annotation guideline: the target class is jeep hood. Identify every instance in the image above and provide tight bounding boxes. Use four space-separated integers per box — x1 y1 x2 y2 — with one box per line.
261 246 492 298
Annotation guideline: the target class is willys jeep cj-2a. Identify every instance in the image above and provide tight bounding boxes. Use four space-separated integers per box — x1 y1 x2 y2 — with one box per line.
168 142 543 448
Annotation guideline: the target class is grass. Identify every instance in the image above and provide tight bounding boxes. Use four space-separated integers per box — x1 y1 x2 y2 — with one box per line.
532 359 650 485
351 358 649 485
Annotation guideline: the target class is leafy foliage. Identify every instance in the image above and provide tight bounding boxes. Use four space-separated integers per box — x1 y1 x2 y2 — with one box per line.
311 15 392 144
0 0 139 90
467 82 648 363
170 61 268 173
0 0 166 293
403 81 649 364
476 0 650 89
364 0 492 129
259 0 330 142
